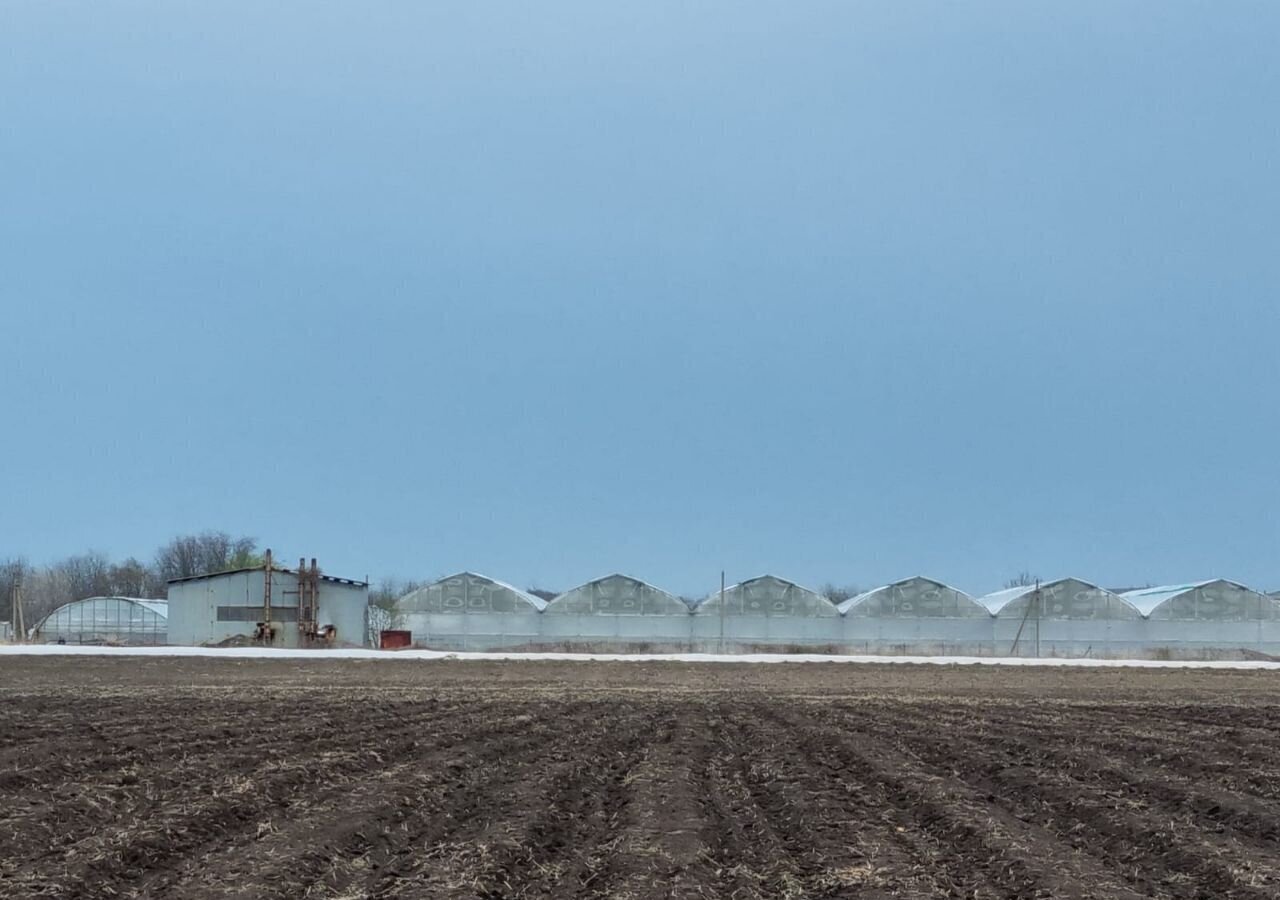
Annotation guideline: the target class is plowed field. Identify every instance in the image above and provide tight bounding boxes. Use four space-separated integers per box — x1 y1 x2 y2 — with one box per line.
2 657 1279 898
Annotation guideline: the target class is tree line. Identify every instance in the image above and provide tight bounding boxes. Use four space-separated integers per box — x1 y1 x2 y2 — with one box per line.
2 531 263 628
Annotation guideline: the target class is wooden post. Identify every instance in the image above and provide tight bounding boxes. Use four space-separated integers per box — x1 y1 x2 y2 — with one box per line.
11 578 25 643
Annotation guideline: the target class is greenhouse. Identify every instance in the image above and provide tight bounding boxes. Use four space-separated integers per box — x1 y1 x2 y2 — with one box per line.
839 577 986 618
981 579 1144 658
545 574 691 615
1121 580 1279 621
1117 580 1280 658
543 574 692 649
34 597 167 645
838 577 989 656
979 579 1141 620
695 575 838 617
691 576 839 652
395 572 545 651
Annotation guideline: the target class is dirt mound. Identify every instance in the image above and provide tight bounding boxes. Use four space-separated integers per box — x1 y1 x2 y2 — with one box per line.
208 634 255 648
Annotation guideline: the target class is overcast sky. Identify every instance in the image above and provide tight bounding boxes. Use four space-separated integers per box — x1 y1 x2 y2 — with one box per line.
2 3 1278 596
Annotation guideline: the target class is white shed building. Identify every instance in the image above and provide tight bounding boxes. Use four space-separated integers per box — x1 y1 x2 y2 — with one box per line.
168 564 369 648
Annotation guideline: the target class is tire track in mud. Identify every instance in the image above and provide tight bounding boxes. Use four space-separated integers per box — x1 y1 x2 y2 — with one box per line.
364 702 658 899
3 702 490 898
686 707 776 900
915 701 1280 795
920 705 1280 845
843 701 1280 849
770 703 1146 900
818 703 1280 899
212 700 646 900
138 706 563 899
0 701 473 876
696 708 801 899
724 702 945 899
0 701 470 826
584 704 716 899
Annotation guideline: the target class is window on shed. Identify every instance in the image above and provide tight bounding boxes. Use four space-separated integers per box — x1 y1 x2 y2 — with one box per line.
217 606 300 622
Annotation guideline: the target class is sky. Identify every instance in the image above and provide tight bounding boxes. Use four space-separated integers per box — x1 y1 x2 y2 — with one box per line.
2 2 1278 597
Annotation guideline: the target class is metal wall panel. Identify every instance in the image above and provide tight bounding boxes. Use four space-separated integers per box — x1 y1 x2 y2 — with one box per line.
168 569 369 647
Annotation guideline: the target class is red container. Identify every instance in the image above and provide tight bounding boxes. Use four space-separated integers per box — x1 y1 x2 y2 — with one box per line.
380 630 412 650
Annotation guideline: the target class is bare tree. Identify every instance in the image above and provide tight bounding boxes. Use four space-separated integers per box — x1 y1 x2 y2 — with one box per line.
366 604 402 644
7 537 253 630
34 552 113 610
820 583 861 604
1004 571 1041 590
11 566 63 627
154 532 260 583
1 558 34 632
365 577 432 644
368 577 426 611
108 557 162 598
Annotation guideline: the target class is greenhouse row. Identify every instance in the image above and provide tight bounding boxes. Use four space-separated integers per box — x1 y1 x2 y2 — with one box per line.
395 573 1280 658
23 573 1280 659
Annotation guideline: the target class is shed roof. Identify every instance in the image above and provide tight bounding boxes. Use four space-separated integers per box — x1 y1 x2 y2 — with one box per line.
167 565 367 587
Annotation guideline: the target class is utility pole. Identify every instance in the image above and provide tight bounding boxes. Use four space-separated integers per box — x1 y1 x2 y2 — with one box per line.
263 548 273 629
719 570 726 655
1034 578 1041 659
11 574 25 643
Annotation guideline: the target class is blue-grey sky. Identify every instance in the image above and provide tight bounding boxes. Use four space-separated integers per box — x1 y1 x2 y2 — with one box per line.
2 3 1278 596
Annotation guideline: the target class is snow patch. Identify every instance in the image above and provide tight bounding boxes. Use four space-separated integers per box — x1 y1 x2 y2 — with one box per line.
2 644 1280 669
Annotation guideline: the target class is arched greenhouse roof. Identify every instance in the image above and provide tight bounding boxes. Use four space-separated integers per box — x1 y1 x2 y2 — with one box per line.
34 596 168 644
695 575 839 617
1120 580 1278 620
978 578 1141 620
545 574 692 615
396 572 547 614
839 576 987 618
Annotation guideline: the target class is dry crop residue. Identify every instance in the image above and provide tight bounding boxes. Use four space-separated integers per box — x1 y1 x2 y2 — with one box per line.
2 657 1279 898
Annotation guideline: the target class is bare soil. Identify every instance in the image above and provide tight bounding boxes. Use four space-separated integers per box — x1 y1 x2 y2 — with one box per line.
2 657 1280 898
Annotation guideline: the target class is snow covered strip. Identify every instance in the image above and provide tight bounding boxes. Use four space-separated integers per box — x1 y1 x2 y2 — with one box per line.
2 644 1280 668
